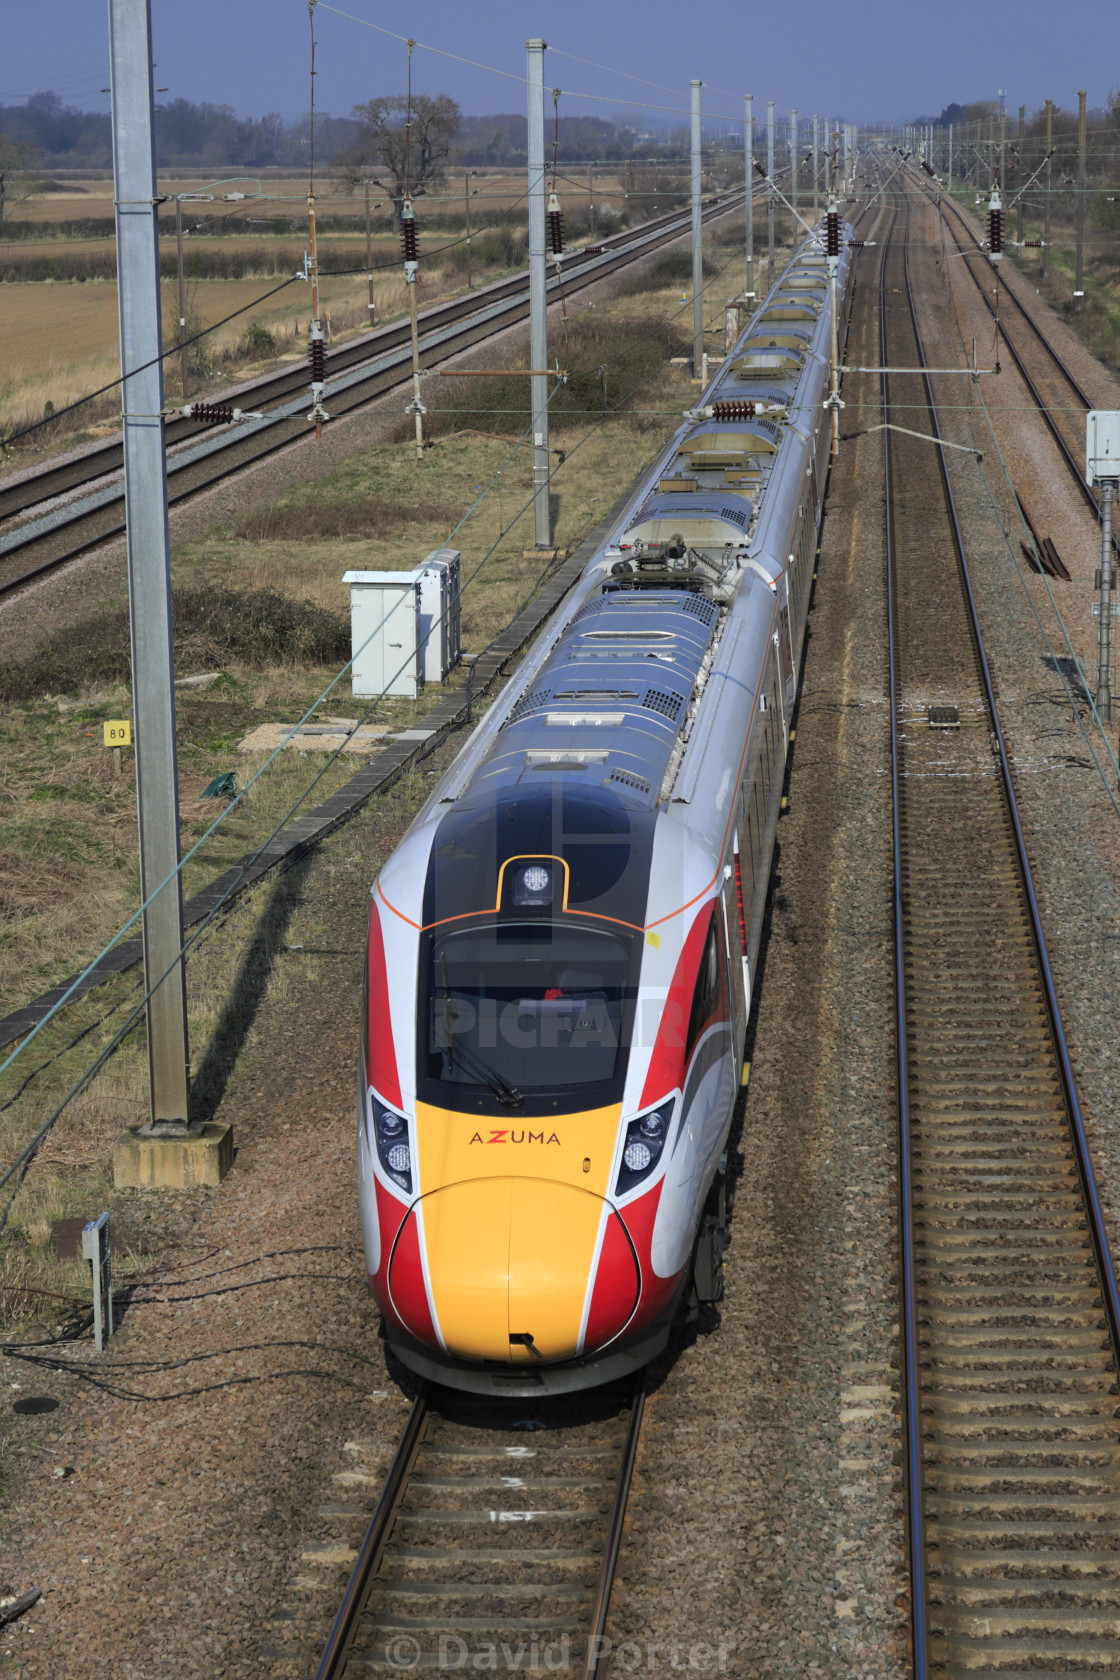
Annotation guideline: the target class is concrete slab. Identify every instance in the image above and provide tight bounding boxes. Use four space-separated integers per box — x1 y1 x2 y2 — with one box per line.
113 1121 233 1188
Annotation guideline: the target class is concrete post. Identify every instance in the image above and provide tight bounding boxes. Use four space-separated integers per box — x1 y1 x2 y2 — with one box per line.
1076 90 1087 306
1043 99 1053 280
790 108 798 228
745 94 754 296
691 80 704 378
527 39 551 546
1016 104 1025 247
365 179 377 323
813 115 819 218
948 123 953 193
108 0 190 1130
766 101 775 269
174 196 188 399
1097 480 1115 723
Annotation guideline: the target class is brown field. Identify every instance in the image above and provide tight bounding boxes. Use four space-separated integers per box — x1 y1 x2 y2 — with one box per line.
13 168 630 224
0 259 500 439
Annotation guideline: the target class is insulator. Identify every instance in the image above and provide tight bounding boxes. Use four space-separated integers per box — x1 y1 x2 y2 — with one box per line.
847 239 866 248
710 400 756 421
826 211 840 257
1024 239 1043 248
988 205 1002 256
309 337 326 383
400 197 419 265
189 403 235 425
547 192 564 255
753 159 767 179
921 160 935 177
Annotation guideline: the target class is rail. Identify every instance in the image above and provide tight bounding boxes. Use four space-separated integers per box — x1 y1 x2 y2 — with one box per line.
313 1374 646 1680
882 159 1120 1675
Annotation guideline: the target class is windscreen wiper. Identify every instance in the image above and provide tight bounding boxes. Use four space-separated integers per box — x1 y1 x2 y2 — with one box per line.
438 955 523 1109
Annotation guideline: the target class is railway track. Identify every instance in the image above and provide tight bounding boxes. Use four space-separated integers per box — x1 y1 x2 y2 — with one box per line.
313 1377 644 1679
911 166 1113 541
0 189 755 600
880 176 1120 1675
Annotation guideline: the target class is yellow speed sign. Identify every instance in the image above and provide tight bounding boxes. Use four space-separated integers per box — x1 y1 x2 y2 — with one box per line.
103 720 132 747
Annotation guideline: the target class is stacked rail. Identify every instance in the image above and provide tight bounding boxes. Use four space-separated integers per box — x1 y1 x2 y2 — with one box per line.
881 177 1120 1676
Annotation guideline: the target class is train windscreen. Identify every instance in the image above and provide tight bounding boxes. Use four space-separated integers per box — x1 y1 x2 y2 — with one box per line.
419 920 638 1114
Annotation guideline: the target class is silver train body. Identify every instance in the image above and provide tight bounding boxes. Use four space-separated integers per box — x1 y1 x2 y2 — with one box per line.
359 226 856 1395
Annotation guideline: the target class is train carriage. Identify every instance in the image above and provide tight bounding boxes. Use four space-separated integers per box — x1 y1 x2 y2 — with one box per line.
359 225 855 1393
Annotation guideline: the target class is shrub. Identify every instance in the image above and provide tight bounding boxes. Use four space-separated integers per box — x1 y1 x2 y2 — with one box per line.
0 588 350 702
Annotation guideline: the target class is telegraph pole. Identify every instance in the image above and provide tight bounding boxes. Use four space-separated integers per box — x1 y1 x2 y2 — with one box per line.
948 123 953 194
1076 90 1087 307
108 0 190 1131
691 79 704 377
767 101 775 270
527 39 551 547
745 94 754 298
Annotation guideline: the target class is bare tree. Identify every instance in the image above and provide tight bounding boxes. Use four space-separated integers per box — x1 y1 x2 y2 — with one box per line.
336 94 461 227
0 133 41 227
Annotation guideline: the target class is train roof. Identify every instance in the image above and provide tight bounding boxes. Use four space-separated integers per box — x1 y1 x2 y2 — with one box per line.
456 588 721 812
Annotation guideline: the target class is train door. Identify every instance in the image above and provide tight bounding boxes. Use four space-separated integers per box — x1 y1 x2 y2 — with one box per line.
722 847 748 1057
776 584 794 715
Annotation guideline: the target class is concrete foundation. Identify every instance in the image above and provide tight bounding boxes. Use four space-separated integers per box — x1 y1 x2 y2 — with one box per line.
113 1121 233 1189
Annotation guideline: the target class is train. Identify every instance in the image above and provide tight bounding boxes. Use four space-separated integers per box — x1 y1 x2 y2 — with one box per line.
358 221 856 1394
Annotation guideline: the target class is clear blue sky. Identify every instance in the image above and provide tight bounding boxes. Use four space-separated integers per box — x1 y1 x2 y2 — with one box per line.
2 0 1116 127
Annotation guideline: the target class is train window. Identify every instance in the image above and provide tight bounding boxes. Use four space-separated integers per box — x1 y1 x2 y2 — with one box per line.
685 914 722 1061
420 920 638 1110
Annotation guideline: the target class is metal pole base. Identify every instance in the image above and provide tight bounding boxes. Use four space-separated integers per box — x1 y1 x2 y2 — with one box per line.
1095 686 1114 725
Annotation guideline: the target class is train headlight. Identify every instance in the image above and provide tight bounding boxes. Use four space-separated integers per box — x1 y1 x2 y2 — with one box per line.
371 1095 413 1194
510 861 553 907
615 1099 674 1196
624 1139 652 1172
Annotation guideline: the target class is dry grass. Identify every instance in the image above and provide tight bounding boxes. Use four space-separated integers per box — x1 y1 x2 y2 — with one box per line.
0 254 516 444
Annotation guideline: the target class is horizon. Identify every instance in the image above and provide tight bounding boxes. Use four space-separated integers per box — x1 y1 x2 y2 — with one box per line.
1 0 1117 134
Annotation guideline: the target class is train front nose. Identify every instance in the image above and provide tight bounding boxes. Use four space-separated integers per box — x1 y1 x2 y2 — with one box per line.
388 1178 639 1363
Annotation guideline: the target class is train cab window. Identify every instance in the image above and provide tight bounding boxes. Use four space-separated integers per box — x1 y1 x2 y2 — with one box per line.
419 920 639 1114
685 913 722 1061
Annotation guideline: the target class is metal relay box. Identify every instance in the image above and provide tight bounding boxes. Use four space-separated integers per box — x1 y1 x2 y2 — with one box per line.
1087 411 1120 485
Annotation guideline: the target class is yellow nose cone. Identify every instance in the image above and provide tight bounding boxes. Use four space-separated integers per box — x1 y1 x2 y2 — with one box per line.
408 1176 620 1363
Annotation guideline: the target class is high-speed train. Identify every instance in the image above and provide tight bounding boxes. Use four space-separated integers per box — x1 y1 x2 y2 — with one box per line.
359 223 855 1393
